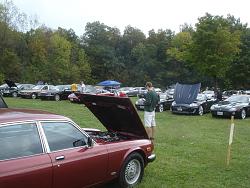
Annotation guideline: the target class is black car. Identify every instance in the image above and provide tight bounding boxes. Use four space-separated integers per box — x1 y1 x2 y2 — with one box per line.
171 93 217 115
210 95 250 119
1 80 20 97
4 83 35 97
135 92 173 112
39 85 72 101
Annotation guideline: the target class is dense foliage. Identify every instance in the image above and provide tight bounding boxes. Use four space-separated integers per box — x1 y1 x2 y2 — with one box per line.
0 1 249 89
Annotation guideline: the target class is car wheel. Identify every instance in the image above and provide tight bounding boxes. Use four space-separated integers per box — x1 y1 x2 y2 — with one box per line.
158 104 164 112
54 94 60 101
12 92 17 98
198 106 204 116
31 93 36 99
240 109 246 119
119 152 144 188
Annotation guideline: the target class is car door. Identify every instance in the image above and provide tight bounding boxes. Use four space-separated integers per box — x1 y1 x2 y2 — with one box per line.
0 122 53 188
41 121 108 188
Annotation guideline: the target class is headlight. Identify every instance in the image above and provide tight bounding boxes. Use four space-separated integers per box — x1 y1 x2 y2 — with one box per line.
229 108 237 112
210 105 215 110
190 103 198 107
135 101 138 105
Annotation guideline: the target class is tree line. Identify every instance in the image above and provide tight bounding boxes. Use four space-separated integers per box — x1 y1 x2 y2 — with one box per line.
0 0 249 89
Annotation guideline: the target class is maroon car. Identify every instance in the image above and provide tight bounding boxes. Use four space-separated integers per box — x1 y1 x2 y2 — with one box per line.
0 94 155 188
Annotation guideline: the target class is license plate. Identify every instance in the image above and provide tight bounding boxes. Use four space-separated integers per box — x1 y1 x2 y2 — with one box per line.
217 111 223 115
177 107 182 111
70 98 73 101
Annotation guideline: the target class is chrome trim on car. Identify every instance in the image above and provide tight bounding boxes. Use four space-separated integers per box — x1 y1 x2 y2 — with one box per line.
37 121 51 153
147 153 156 162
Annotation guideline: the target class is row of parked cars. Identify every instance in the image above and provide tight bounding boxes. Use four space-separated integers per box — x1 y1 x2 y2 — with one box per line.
1 80 250 119
135 84 250 120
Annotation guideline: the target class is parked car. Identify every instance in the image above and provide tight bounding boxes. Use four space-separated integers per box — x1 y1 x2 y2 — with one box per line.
3 82 35 98
202 90 215 99
1 80 20 97
0 83 9 95
222 90 246 100
210 95 250 119
171 93 216 115
39 85 72 101
135 92 172 112
19 85 54 99
126 87 147 97
0 94 155 188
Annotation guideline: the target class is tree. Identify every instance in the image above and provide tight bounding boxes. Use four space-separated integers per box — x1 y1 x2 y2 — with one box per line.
190 13 242 87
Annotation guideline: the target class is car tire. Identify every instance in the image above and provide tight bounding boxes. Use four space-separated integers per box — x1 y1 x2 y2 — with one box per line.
198 106 204 116
158 104 164 112
240 109 246 119
119 152 144 188
12 92 17 98
54 94 60 101
31 93 36 99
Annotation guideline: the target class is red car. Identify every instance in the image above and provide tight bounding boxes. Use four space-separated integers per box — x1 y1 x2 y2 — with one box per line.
0 94 155 188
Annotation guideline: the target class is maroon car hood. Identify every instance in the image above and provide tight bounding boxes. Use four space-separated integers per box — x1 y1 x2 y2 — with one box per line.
78 93 148 139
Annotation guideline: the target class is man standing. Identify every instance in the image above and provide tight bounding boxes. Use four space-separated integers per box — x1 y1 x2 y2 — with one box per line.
144 82 159 140
80 81 86 93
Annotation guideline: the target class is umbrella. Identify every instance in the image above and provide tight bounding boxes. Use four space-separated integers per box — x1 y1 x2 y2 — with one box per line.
97 80 121 86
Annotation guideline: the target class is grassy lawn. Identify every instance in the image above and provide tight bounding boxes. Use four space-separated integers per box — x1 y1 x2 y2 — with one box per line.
4 97 250 188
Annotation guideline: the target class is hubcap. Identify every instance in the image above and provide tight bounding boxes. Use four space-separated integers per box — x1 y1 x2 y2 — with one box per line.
199 106 203 115
125 159 141 185
32 94 36 99
241 109 246 119
13 92 17 97
159 104 163 112
55 95 60 101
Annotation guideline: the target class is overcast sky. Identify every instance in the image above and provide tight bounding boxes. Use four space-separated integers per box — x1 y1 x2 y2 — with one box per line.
9 0 250 36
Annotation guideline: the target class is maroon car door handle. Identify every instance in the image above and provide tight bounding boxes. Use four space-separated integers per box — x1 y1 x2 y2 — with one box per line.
55 155 65 160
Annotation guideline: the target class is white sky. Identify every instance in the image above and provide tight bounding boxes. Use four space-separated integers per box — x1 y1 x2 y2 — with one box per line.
9 0 250 36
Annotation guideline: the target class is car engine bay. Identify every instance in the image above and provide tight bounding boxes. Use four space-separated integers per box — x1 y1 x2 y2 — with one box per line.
87 131 131 143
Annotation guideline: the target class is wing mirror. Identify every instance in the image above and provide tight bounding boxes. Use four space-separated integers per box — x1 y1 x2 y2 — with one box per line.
87 137 94 148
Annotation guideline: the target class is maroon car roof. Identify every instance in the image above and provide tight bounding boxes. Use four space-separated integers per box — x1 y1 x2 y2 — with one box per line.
0 108 67 124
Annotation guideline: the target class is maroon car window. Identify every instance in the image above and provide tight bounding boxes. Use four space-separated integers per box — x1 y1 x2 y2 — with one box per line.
0 123 43 160
42 122 87 152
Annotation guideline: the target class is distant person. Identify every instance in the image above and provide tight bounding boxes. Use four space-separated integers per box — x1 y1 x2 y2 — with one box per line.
80 81 86 93
216 89 222 101
71 83 77 93
144 82 159 141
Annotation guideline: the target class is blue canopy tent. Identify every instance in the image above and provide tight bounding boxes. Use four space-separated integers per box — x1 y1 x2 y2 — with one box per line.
97 80 121 87
97 80 121 92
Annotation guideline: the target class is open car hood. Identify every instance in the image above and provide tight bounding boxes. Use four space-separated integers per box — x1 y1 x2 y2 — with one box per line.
4 80 17 88
174 83 201 104
77 93 148 139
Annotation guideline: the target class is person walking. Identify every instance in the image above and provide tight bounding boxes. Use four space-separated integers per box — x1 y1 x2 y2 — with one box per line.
80 81 86 93
144 82 159 140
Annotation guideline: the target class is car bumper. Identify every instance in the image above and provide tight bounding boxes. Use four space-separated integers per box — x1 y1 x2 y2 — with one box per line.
171 106 198 114
211 110 238 117
147 153 156 163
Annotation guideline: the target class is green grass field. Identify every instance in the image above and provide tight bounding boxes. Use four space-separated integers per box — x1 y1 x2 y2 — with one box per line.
4 97 250 188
